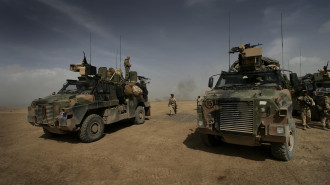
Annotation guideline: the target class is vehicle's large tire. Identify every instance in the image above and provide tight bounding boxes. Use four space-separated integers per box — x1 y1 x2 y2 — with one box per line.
271 120 297 161
200 133 223 146
134 106 145 124
79 114 104 143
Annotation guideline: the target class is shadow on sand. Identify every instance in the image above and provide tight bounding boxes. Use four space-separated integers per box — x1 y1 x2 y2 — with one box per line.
183 129 274 161
39 132 81 144
293 116 327 131
39 119 138 143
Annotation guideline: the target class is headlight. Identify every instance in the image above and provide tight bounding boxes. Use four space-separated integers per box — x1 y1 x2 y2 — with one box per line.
260 107 266 113
269 125 286 136
276 126 284 134
259 101 267 105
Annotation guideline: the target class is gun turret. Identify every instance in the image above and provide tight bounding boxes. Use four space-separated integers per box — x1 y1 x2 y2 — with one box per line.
324 61 329 72
138 76 150 80
82 51 88 64
70 51 96 76
229 43 263 71
229 43 262 54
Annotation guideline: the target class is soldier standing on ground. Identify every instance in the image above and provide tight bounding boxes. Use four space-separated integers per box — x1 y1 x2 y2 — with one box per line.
168 94 177 116
197 96 202 106
298 90 315 130
124 56 131 81
317 96 330 130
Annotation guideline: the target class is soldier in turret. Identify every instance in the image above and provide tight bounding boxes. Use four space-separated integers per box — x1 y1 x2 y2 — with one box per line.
298 90 315 130
124 56 131 81
317 96 330 130
168 94 177 116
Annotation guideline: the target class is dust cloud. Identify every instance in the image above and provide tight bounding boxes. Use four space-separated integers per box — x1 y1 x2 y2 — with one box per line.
174 79 198 101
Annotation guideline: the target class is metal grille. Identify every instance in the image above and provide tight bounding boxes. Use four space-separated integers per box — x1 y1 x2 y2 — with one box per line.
36 104 54 125
218 101 254 134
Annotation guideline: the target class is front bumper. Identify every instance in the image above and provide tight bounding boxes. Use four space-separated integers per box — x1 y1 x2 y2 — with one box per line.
28 114 77 131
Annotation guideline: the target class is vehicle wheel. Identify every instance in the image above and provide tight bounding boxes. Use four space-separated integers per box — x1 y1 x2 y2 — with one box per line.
79 114 104 143
271 120 296 161
200 133 222 146
42 127 58 137
134 106 145 124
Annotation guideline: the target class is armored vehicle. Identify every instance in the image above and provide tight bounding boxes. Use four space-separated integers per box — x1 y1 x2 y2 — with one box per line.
27 54 150 142
197 44 297 161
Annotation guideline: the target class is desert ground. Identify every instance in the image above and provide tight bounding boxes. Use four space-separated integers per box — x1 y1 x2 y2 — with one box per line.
0 101 330 185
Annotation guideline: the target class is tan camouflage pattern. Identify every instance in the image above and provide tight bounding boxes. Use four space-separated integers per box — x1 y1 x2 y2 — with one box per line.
168 97 176 115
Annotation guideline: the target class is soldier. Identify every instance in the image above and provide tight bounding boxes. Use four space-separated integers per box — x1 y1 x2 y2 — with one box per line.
107 67 115 79
317 96 330 130
168 94 177 116
197 96 202 106
124 56 131 81
298 90 315 130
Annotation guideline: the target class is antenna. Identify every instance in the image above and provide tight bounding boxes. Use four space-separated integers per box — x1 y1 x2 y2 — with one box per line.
90 32 92 65
116 48 118 69
120 35 122 70
228 12 231 71
300 47 302 77
281 13 284 70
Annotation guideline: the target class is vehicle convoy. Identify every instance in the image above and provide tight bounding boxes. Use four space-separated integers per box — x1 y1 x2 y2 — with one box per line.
197 44 298 161
27 54 150 142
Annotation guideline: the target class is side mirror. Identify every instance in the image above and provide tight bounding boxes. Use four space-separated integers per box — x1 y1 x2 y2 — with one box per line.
208 77 214 89
289 73 299 91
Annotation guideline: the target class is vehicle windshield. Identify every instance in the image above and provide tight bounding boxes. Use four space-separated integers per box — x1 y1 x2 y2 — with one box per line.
215 71 281 89
315 82 330 92
58 80 93 94
316 82 330 89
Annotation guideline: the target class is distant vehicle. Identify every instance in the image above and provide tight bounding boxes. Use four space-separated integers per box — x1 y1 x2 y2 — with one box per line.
27 54 150 142
197 44 298 161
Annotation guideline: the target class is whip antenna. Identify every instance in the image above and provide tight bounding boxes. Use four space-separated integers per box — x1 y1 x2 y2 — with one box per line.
300 47 302 77
116 48 118 69
281 13 284 70
90 32 92 65
120 35 122 70
228 12 231 71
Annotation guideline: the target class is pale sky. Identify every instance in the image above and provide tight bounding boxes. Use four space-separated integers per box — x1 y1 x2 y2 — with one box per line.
1 0 330 107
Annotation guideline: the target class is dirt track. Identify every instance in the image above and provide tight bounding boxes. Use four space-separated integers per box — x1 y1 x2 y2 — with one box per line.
0 101 330 185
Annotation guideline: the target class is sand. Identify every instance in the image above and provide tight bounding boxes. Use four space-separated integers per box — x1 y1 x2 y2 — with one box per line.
0 101 329 184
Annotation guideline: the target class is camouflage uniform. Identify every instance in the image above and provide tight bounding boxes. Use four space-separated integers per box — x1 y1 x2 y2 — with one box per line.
124 56 131 81
298 93 315 130
168 96 177 115
317 96 330 129
197 96 202 106
107 67 115 79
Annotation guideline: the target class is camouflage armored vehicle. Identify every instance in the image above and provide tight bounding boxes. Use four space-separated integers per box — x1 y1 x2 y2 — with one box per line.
197 44 297 161
27 54 150 142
